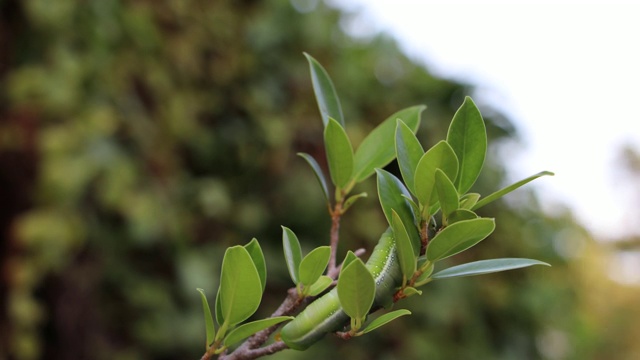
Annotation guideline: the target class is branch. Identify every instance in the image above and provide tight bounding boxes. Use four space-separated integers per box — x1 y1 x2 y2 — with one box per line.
327 201 344 279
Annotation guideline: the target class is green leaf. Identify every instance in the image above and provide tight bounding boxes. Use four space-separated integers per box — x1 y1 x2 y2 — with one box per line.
426 218 496 262
297 152 330 204
472 171 555 210
343 192 367 212
337 258 375 322
395 119 425 196
324 118 354 189
391 210 416 286
353 105 425 182
402 286 422 297
446 97 487 194
197 288 215 348
219 246 263 326
307 275 333 296
304 53 344 127
459 193 480 210
223 316 294 348
215 287 224 326
282 226 302 284
414 140 458 210
434 169 459 224
361 309 411 334
340 250 358 274
376 169 420 254
432 258 550 280
245 238 266 293
299 246 331 286
447 209 478 224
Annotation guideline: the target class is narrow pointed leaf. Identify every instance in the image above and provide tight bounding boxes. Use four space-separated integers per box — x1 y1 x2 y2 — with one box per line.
307 275 333 296
446 97 487 194
282 226 302 284
215 287 224 326
245 238 266 292
414 140 458 209
219 246 262 326
432 258 551 280
353 105 426 182
448 209 478 224
395 119 425 196
361 309 411 334
391 210 416 285
297 152 330 204
324 118 354 188
343 192 367 212
459 193 481 210
435 169 459 223
427 218 495 262
472 171 555 210
376 169 420 254
337 259 375 321
223 316 294 348
197 288 215 348
299 246 331 286
304 53 344 127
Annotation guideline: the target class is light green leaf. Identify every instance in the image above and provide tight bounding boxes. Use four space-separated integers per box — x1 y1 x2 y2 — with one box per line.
297 152 330 204
304 53 344 127
448 209 478 224
340 250 358 275
432 258 550 280
402 286 422 297
282 226 303 284
299 246 331 286
307 275 333 296
353 105 425 182
223 316 294 348
395 119 425 196
376 169 420 254
245 238 266 293
426 218 496 262
197 288 215 348
459 193 480 210
391 210 416 286
219 246 263 326
472 171 555 210
434 169 459 224
337 259 375 321
446 97 487 194
215 286 223 326
414 140 458 210
343 192 367 212
361 309 411 334
324 118 354 189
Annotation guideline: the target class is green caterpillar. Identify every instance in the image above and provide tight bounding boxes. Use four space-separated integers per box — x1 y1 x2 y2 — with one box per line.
280 229 402 350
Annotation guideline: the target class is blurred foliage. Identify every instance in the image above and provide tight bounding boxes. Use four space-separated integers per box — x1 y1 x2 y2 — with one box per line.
0 0 639 359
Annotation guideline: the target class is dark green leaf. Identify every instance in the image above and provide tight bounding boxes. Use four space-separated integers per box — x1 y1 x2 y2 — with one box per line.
376 169 420 254
223 316 293 348
432 258 550 280
324 118 354 189
197 288 215 348
395 119 425 196
414 140 458 210
219 246 262 326
391 210 416 286
472 171 555 210
435 169 459 224
361 309 411 334
307 275 333 296
353 105 425 182
215 287 223 326
282 226 302 284
304 53 344 127
299 246 331 286
446 97 487 194
426 218 496 262
244 238 266 293
337 258 375 321
297 152 330 204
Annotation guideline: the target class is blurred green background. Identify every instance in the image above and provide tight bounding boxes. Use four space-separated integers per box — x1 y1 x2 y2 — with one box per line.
1 1 639 359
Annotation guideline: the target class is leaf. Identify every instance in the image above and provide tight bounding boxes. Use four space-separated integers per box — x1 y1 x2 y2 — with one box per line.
299 246 331 286
215 286 224 326
459 193 480 210
402 286 422 297
414 140 459 210
448 209 478 224
282 226 302 284
197 288 215 348
352 105 426 182
395 119 425 196
324 118 354 189
307 275 333 296
432 258 551 280
343 192 367 213
446 97 487 194
297 152 330 204
219 246 263 326
391 210 416 286
426 218 496 262
245 238 267 292
376 169 420 254
434 169 459 224
340 250 358 274
361 309 411 334
304 53 344 127
223 316 294 348
337 258 375 322
472 171 555 210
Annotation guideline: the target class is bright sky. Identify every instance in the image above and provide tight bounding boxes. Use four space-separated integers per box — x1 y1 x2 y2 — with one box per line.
333 0 640 240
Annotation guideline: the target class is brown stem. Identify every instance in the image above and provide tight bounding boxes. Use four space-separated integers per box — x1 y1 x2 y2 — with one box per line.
326 200 343 279
419 219 429 256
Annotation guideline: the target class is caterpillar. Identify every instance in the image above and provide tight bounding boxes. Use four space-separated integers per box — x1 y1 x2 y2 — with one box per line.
280 229 402 350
